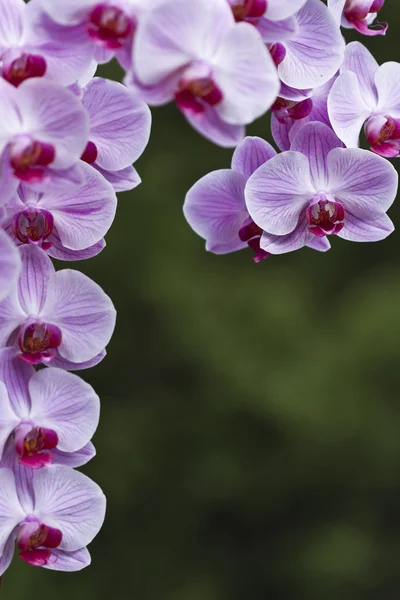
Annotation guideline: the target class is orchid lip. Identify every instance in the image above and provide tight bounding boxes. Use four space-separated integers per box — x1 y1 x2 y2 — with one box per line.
17 520 62 567
3 54 47 87
239 221 270 263
12 207 54 248
88 4 135 48
9 136 55 182
175 71 223 115
15 423 59 469
306 197 345 237
18 321 62 365
231 0 267 21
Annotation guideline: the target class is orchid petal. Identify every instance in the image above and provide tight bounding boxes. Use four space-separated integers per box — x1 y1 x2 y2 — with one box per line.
245 151 315 235
341 41 379 109
290 122 342 190
231 137 276 180
17 79 89 169
213 22 279 125
18 245 53 316
83 78 151 170
33 466 106 552
328 71 372 147
259 216 313 254
36 163 117 251
29 369 100 453
134 0 234 85
0 469 24 555
184 169 248 253
339 212 394 242
0 348 32 418
375 62 400 116
42 270 116 363
326 147 398 219
43 547 91 572
279 0 345 89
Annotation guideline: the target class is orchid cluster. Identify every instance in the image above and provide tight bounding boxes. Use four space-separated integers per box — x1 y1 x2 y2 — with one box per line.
0 0 396 581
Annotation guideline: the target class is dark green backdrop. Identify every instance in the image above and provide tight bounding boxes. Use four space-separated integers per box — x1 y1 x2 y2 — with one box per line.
5 5 400 598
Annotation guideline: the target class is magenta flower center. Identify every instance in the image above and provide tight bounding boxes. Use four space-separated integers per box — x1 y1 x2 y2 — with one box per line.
17 520 62 567
88 4 135 48
12 207 54 249
9 136 55 182
269 43 287 67
3 54 47 87
81 140 99 164
231 0 267 21
18 322 62 365
365 115 400 157
272 97 313 124
344 0 384 20
175 77 223 114
15 424 59 469
306 199 345 237
239 220 270 263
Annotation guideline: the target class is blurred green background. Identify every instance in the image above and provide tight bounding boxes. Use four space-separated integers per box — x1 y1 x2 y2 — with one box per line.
5 4 400 599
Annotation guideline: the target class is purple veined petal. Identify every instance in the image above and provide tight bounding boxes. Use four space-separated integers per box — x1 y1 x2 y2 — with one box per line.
124 70 179 106
184 169 248 254
0 286 24 348
0 349 32 417
271 116 291 151
279 0 345 89
0 229 20 303
42 547 91 572
28 369 100 453
375 62 400 117
182 104 245 148
266 0 307 21
0 0 24 51
18 245 54 316
245 151 315 236
213 22 279 125
22 3 95 86
39 0 95 25
50 349 107 371
0 531 17 576
16 79 89 169
326 147 398 220
257 15 298 43
42 270 116 364
0 382 19 459
47 235 106 262
327 0 346 24
279 82 312 102
95 165 141 192
341 41 379 110
328 71 372 148
259 216 313 254
290 122 343 190
0 149 21 208
0 80 22 146
231 136 277 180
22 163 85 195
338 212 394 242
35 162 117 251
93 45 115 65
307 236 331 252
134 0 234 86
33 466 106 552
52 442 96 468
0 469 25 556
83 78 152 170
